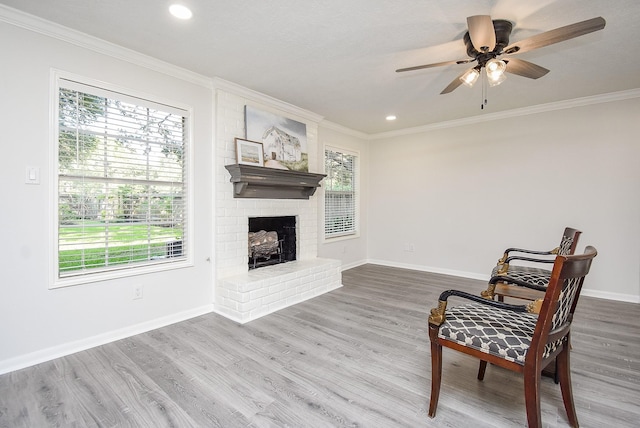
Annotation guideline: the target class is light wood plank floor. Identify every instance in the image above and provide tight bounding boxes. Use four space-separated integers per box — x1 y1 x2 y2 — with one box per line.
1 264 639 427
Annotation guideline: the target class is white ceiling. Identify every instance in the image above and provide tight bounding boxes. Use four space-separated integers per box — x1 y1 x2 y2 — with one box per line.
2 0 639 134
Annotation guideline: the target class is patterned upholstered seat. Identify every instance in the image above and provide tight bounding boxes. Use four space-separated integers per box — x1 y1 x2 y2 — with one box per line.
427 246 597 428
439 303 538 364
482 227 581 300
489 265 552 287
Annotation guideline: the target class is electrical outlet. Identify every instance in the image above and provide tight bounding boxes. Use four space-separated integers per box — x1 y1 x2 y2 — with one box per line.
133 285 143 300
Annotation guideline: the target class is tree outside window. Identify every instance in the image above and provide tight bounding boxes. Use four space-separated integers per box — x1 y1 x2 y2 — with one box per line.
56 79 188 284
324 148 357 238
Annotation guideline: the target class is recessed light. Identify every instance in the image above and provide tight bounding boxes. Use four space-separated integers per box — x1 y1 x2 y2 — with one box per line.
169 4 193 20
386 115 397 121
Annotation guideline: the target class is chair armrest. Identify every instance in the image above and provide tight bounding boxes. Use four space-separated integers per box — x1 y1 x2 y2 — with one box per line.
488 275 548 292
497 246 559 264
495 255 555 274
504 255 555 264
428 289 539 326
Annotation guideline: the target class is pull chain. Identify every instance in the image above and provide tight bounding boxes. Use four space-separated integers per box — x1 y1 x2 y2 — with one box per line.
481 72 488 110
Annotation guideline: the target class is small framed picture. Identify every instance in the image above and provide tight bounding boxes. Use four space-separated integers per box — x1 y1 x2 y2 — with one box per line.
235 138 264 167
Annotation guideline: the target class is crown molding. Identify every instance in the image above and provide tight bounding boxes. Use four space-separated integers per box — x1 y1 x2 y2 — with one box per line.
0 4 212 89
0 3 323 125
3 4 638 138
213 77 324 124
319 120 369 140
369 88 640 140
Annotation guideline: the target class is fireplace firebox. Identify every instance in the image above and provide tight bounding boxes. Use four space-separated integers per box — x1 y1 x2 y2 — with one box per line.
248 216 296 269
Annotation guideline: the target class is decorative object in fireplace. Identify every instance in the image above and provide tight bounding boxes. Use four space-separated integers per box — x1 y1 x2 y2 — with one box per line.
248 230 283 269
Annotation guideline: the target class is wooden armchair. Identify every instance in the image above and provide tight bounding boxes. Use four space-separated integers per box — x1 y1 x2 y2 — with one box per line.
481 227 581 301
427 246 597 428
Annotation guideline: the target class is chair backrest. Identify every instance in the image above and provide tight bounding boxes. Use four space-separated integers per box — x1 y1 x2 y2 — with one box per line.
526 246 596 366
557 227 582 256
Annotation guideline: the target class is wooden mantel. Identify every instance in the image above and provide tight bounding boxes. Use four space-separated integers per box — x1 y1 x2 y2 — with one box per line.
225 164 326 199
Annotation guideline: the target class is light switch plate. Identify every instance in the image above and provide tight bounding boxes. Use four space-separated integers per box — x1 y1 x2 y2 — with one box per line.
25 166 40 185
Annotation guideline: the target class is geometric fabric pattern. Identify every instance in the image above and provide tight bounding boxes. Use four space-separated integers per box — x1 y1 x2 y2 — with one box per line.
552 277 580 330
438 303 539 365
490 233 578 289
557 235 575 256
545 276 581 356
439 276 581 365
491 265 551 286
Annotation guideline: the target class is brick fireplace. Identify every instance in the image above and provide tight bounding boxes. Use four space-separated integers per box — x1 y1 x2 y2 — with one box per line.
213 88 342 323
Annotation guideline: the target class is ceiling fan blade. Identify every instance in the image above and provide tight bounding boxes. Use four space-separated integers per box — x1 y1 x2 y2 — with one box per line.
504 16 605 55
396 59 472 73
467 15 496 52
504 58 550 79
440 71 468 94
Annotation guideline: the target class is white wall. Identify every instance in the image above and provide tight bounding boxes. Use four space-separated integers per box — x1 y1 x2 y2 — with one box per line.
317 124 369 270
367 97 640 302
0 20 214 373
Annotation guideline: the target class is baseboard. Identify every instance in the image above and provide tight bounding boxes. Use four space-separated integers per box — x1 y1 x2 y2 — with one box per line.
0 304 215 376
361 259 640 303
4 264 634 376
365 259 489 281
339 259 368 272
210 307 244 324
582 289 640 304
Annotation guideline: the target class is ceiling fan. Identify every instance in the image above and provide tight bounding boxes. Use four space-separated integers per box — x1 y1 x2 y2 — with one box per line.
396 16 606 94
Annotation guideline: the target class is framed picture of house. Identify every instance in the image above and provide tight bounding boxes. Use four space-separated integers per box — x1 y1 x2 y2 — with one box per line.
245 105 308 172
235 138 264 167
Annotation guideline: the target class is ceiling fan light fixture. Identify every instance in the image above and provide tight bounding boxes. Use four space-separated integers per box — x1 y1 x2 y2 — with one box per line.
397 15 606 97
487 71 507 87
486 58 506 75
460 68 480 87
486 58 507 86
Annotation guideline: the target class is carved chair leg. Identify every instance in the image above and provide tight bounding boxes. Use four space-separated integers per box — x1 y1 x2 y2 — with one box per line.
480 282 496 300
524 369 542 428
428 340 443 418
557 339 579 427
477 360 488 381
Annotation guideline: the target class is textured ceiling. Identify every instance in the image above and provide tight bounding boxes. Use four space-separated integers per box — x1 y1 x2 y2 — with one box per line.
2 0 639 134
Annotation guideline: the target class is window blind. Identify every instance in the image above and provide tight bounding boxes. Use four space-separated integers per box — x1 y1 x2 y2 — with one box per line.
324 148 357 238
57 79 188 279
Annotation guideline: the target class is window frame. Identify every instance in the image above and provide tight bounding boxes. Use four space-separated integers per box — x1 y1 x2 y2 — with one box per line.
50 70 194 289
322 145 360 241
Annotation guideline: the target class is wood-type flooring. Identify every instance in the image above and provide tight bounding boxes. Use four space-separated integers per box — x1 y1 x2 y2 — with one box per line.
1 264 639 427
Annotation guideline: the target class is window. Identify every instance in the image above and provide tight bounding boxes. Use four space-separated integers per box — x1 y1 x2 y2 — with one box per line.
324 147 358 238
54 77 189 286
